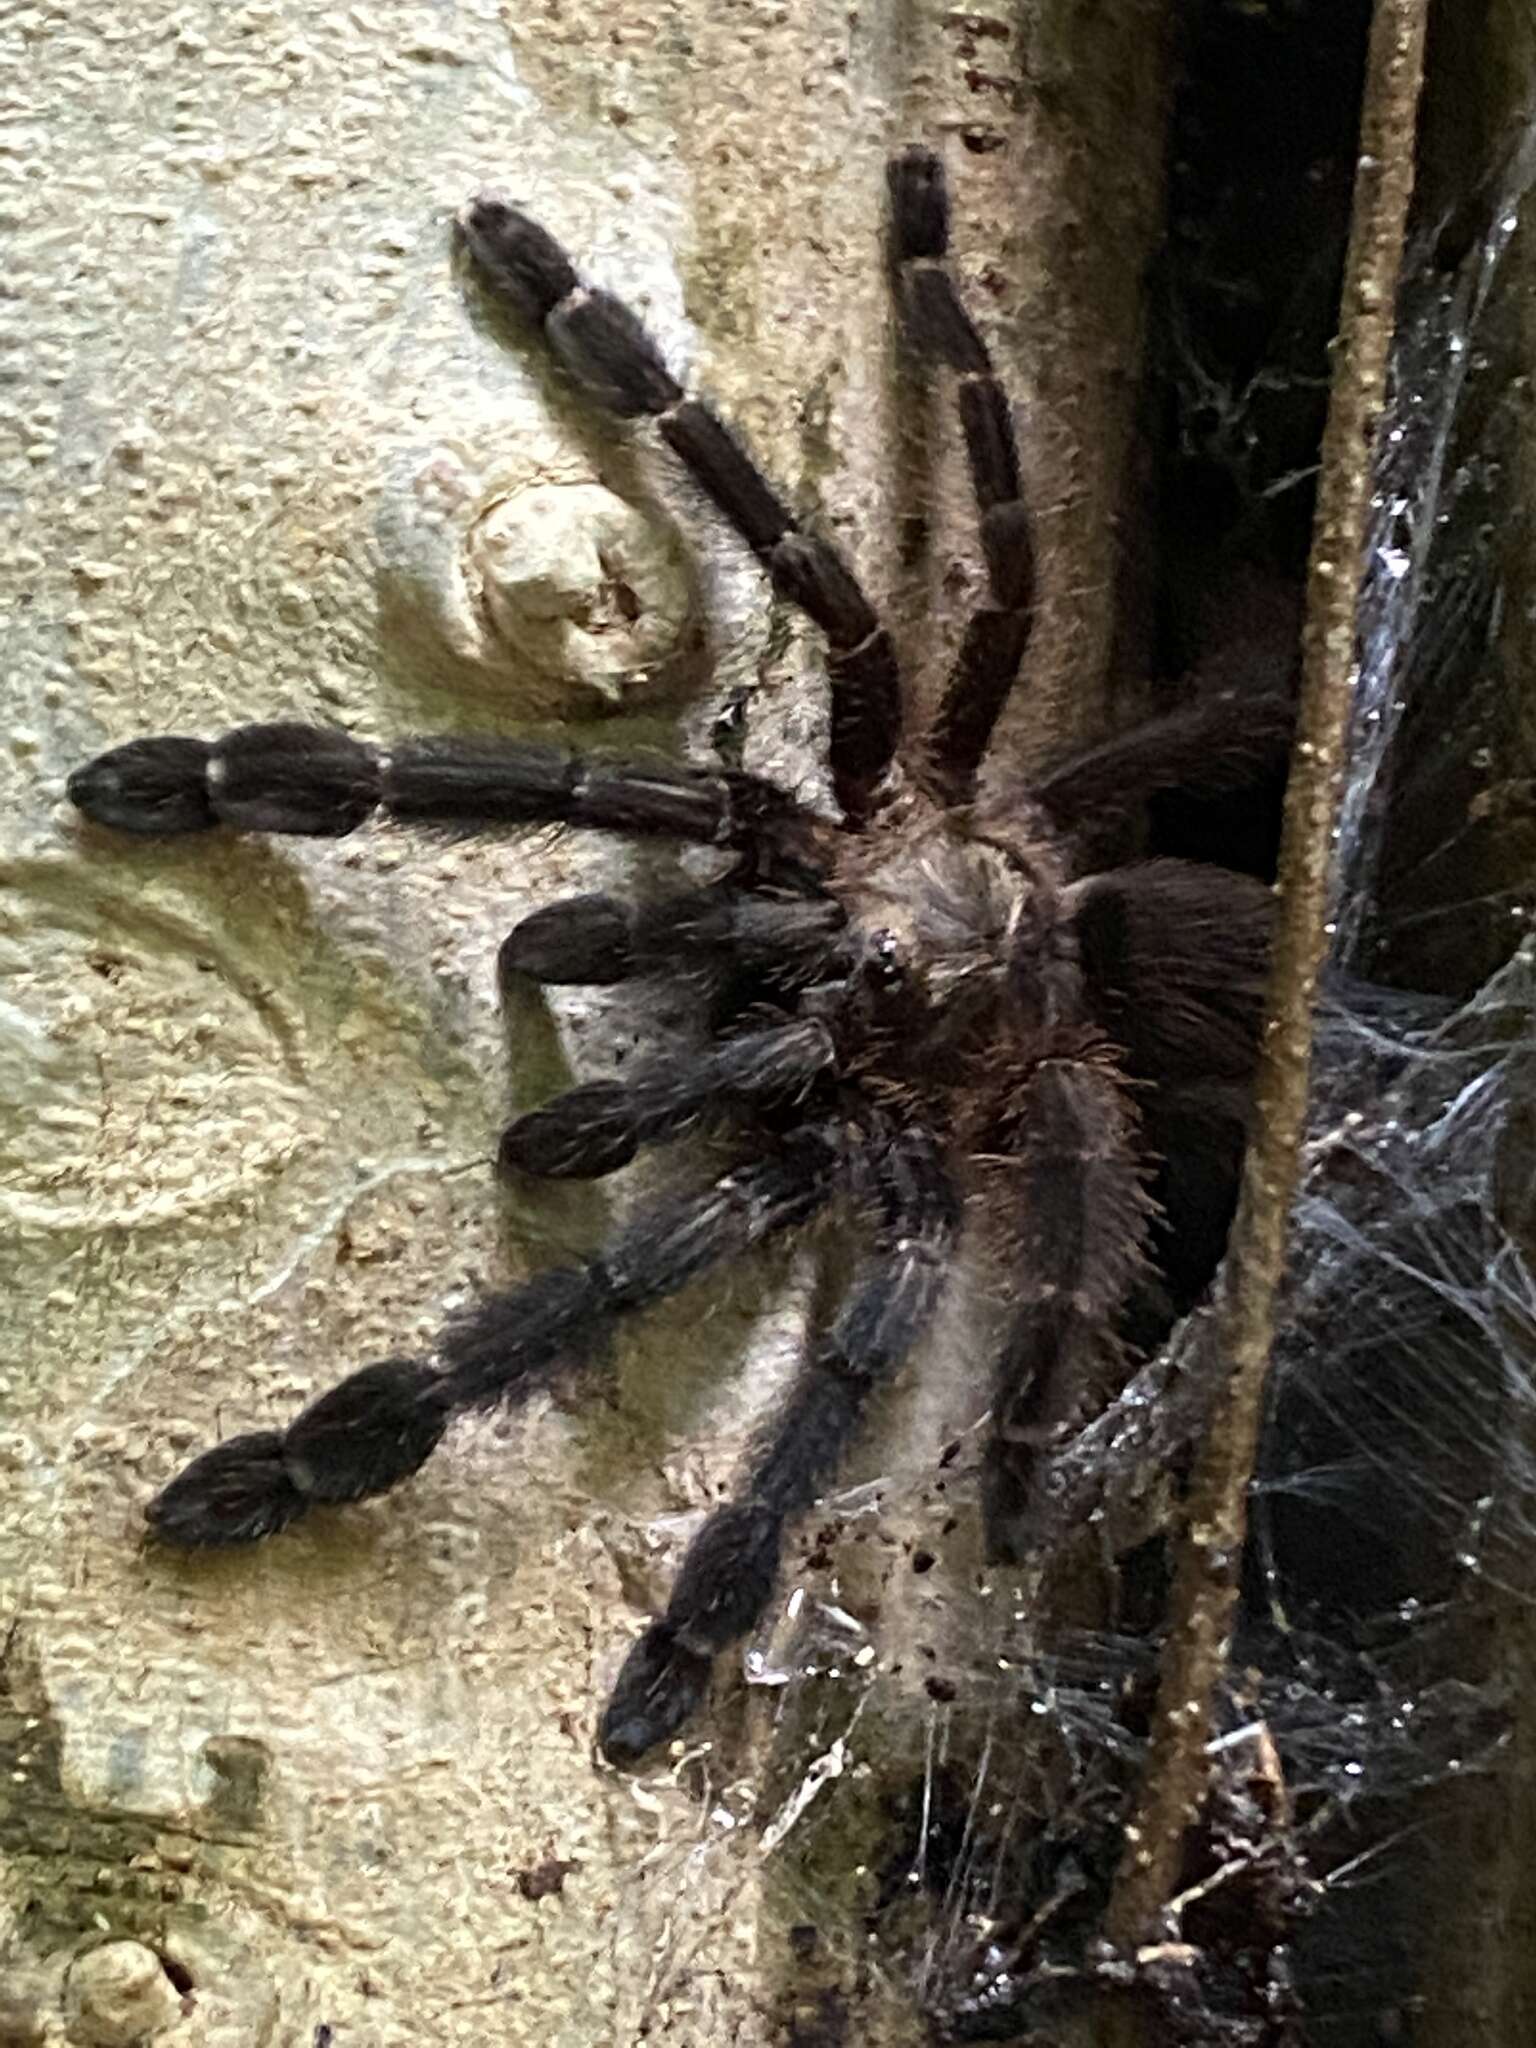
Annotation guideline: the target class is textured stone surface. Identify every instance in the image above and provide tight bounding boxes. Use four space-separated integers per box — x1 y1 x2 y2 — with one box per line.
1 5 894 2041
64 1941 187 2046
1 5 1168 2042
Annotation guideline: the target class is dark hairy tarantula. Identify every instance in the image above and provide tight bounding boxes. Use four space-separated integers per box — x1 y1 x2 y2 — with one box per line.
68 149 1285 1764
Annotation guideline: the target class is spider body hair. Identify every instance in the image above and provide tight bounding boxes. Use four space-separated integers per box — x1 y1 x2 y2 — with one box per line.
69 146 1290 1764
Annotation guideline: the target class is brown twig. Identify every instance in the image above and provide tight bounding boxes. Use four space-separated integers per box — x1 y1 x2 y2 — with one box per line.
1102 0 1432 1967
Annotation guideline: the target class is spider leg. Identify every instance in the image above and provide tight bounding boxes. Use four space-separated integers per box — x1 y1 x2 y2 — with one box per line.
68 723 808 848
146 1129 849 1548
887 148 1036 800
976 862 1273 1555
1030 689 1296 830
1066 857 1274 1337
981 1047 1156 1564
499 1016 836 1179
599 1127 958 1762
1141 1076 1253 1320
458 198 901 824
1066 859 1274 1082
499 881 846 986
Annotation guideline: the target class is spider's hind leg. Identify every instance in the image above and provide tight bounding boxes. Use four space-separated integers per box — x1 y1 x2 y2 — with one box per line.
147 1134 848 1548
599 1127 958 1763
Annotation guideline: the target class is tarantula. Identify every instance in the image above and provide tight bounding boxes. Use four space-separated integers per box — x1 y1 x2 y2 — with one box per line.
68 147 1284 1765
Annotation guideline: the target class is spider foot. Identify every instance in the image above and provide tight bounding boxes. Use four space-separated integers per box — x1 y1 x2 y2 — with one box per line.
598 1621 713 1765
499 886 845 990
146 1430 308 1547
146 1358 448 1548
68 737 216 836
70 724 385 838
499 892 639 984
499 1081 640 1180
455 196 578 322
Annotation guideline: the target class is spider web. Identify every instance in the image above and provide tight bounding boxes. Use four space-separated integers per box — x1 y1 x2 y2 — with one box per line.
684 110 1536 2047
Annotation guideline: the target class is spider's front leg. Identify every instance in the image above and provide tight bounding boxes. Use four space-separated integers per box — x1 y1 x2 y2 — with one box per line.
599 1126 958 1763
457 195 901 823
981 857 1277 1555
498 1015 837 1179
499 881 847 988
67 721 809 848
1031 689 1297 832
148 1132 849 1547
1066 859 1274 1081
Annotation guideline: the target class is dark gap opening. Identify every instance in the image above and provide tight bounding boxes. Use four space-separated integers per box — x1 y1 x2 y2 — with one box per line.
1137 0 1369 880
1120 0 1369 1335
1110 0 1373 1398
155 1951 194 1997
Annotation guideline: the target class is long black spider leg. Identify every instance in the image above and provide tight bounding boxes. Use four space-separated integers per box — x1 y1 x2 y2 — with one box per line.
147 1129 850 1549
1066 859 1274 1083
1029 688 1297 831
499 880 847 987
980 1050 1156 1565
458 198 901 825
68 722 809 848
499 1016 837 1179
887 147 1036 801
599 1126 959 1763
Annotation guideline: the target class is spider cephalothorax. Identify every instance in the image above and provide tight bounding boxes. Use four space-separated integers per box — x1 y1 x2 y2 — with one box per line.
67 147 1285 1764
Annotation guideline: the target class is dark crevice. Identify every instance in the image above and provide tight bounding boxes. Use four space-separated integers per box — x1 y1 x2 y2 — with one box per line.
1124 0 1372 1343
1136 0 1371 884
156 1951 195 1996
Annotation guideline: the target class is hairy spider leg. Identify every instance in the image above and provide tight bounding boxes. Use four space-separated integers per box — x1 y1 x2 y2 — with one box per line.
975 860 1272 1556
1064 857 1274 1334
457 197 901 826
599 1127 959 1762
499 882 847 987
499 1015 838 1179
67 722 808 847
1067 860 1275 1084
1031 688 1297 830
146 1131 849 1549
887 147 1037 800
980 1048 1156 1565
